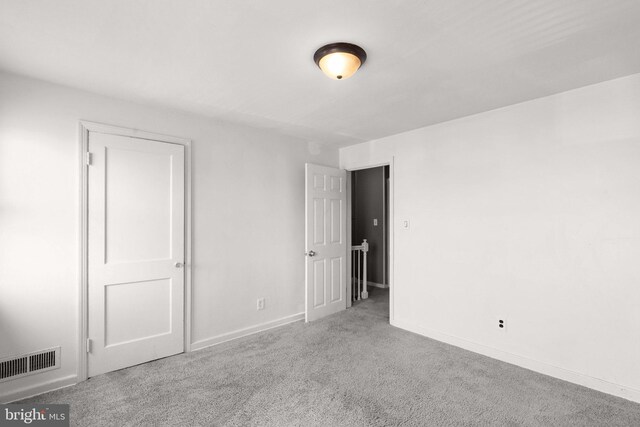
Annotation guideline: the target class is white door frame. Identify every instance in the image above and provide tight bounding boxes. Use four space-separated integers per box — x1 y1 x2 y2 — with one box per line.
346 172 353 307
78 121 193 382
345 158 394 322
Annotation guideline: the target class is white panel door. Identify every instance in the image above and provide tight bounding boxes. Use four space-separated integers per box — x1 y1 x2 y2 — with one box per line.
305 163 347 322
88 132 185 377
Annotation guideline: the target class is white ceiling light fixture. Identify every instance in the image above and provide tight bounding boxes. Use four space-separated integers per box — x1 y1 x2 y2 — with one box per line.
313 42 367 80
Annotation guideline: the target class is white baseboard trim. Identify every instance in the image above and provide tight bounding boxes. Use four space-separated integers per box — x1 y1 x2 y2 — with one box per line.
354 279 389 289
2 314 305 402
391 318 640 404
190 312 305 352
1 374 77 404
367 281 389 289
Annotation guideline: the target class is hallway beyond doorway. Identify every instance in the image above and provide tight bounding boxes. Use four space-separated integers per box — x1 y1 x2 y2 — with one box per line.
351 287 389 321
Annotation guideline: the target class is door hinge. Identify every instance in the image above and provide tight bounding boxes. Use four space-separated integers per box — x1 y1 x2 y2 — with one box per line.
86 152 92 166
86 338 92 353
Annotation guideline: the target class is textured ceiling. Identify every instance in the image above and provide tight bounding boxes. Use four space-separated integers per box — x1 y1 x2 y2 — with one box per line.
2 0 640 146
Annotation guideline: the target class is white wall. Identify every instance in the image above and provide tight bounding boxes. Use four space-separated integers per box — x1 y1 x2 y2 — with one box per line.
341 73 640 402
0 71 337 401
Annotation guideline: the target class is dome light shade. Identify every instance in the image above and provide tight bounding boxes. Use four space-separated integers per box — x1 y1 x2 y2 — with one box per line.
314 43 367 80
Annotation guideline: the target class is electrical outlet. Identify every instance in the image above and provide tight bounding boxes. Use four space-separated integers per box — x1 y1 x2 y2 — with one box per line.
403 220 410 229
257 298 265 310
373 218 378 226
497 317 507 331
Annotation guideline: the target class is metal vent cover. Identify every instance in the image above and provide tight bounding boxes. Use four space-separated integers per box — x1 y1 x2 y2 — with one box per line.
0 347 60 382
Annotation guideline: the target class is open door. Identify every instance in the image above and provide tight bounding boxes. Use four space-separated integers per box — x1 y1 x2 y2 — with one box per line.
305 163 347 322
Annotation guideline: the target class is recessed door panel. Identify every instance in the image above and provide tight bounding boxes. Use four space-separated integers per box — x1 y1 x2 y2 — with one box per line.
105 147 172 263
105 279 172 347
313 174 325 190
330 176 342 193
330 257 343 303
330 199 342 244
313 198 325 245
313 260 326 308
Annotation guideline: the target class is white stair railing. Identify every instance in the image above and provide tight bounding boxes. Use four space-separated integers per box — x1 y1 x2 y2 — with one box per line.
351 239 369 301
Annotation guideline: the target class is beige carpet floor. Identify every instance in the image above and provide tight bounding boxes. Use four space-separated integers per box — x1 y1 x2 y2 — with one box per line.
22 287 640 426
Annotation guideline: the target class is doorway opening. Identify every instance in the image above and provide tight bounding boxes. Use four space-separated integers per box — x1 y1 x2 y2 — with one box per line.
349 165 390 319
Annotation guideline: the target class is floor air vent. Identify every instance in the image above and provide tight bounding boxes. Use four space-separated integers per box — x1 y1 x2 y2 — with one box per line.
0 347 60 382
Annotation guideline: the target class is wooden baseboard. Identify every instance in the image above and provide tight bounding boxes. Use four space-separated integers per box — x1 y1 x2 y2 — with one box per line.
2 314 305 402
1 375 77 404
354 279 388 289
368 281 389 289
190 312 305 351
391 317 640 404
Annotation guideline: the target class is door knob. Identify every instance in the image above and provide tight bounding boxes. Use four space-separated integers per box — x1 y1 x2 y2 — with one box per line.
175 262 184 268
305 251 316 257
